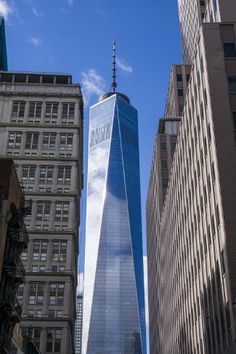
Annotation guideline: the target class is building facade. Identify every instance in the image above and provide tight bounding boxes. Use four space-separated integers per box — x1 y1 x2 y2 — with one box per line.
0 159 28 353
178 0 236 64
164 64 191 117
75 294 83 354
157 22 236 353
0 71 83 354
83 92 146 354
147 11 236 354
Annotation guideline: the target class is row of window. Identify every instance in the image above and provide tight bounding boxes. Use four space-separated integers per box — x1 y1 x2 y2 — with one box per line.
8 132 74 150
12 101 76 120
27 327 62 353
35 201 70 222
18 282 65 306
22 240 67 263
20 165 72 185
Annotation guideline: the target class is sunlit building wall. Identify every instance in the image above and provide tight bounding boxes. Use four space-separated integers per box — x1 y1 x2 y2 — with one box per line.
0 71 83 354
155 22 236 353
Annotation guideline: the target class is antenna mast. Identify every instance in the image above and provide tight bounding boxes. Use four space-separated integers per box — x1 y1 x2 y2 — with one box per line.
111 40 117 93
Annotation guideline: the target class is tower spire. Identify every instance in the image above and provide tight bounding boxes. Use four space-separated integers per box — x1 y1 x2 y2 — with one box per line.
111 40 117 93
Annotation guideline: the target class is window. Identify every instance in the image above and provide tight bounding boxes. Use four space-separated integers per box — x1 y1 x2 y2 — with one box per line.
25 132 39 149
57 166 72 184
12 101 26 118
55 202 69 221
33 240 48 261
62 103 75 119
160 141 167 151
39 166 54 184
59 133 73 150
178 89 183 96
223 43 236 58
36 201 51 221
31 328 41 349
228 76 236 93
17 284 24 303
21 251 27 261
45 102 59 119
29 102 42 118
176 74 182 82
161 160 168 169
8 132 22 149
22 165 36 184
46 328 62 353
29 283 44 304
52 241 67 262
43 133 57 150
49 283 64 305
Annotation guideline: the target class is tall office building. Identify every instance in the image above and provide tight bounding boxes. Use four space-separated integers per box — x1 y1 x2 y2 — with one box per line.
164 64 191 117
147 1 236 354
147 64 190 354
178 0 236 64
0 17 8 71
75 293 83 354
146 118 180 354
0 71 83 354
82 44 146 354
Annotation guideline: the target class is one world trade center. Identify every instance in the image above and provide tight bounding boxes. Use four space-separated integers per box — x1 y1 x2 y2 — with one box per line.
82 42 146 354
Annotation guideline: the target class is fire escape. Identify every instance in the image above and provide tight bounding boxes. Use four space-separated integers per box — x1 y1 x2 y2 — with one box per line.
0 199 29 353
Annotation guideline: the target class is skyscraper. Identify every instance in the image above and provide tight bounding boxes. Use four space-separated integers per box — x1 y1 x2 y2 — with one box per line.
75 293 83 354
147 1 236 353
0 17 8 71
82 44 146 354
0 71 83 353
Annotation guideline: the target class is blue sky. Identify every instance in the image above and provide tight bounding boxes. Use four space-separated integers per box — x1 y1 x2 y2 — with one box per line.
3 0 182 264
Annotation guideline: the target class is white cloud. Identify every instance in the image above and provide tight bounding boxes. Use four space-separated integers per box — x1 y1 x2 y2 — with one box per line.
0 0 13 20
67 0 74 5
116 57 133 74
81 69 105 106
32 8 43 17
28 36 42 47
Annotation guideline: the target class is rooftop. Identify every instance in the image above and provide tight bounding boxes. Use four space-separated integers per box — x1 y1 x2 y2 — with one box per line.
0 71 73 85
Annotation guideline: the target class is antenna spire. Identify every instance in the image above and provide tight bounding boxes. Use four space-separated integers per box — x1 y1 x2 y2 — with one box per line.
111 40 117 93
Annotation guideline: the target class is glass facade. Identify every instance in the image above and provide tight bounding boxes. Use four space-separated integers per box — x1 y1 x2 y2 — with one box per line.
83 94 146 354
0 17 7 71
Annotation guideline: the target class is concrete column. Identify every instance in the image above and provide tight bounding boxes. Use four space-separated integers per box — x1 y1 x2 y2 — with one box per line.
46 240 53 271
22 282 29 315
66 239 72 270
40 327 47 353
26 239 34 271
43 282 49 315
63 280 71 316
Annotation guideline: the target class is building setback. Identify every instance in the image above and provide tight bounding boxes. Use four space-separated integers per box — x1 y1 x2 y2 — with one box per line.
164 64 191 117
0 71 83 354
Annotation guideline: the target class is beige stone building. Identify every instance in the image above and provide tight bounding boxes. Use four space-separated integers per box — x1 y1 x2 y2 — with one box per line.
146 118 180 354
147 1 236 353
0 72 83 354
164 65 191 117
150 22 236 353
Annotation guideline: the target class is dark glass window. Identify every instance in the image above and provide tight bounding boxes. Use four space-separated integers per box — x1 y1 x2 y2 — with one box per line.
223 43 236 58
228 76 236 92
